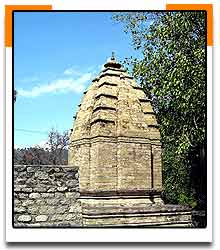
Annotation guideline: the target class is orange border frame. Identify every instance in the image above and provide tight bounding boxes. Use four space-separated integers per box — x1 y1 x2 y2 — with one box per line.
6 5 212 47
166 4 213 46
5 5 52 47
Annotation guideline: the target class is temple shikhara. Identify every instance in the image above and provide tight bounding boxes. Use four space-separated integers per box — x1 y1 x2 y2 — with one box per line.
68 54 192 226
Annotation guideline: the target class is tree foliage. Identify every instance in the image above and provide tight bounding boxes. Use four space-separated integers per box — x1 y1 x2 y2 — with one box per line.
113 12 206 209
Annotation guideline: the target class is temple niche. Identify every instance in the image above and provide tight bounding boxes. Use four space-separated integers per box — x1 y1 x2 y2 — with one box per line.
68 54 192 227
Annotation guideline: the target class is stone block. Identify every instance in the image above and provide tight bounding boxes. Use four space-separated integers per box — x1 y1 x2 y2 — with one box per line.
14 185 26 192
29 193 40 199
39 206 56 214
55 173 63 178
22 200 34 206
27 166 39 172
47 187 56 193
41 193 55 198
35 199 46 205
14 199 21 205
65 192 79 199
35 215 48 222
46 198 60 206
56 206 69 214
17 215 32 222
16 178 26 185
64 213 76 221
14 165 27 172
50 214 64 222
69 203 81 213
22 187 32 193
33 187 47 193
26 178 37 186
27 206 39 214
34 171 49 180
57 187 68 192
14 207 26 213
18 193 28 199
66 180 77 188
55 192 65 199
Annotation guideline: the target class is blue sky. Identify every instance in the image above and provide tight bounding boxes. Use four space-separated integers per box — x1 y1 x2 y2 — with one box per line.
14 11 140 148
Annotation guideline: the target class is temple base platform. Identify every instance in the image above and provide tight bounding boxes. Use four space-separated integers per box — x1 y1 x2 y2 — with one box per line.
80 196 192 227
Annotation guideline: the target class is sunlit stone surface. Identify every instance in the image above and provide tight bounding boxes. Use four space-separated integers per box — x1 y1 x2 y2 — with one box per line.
69 54 192 227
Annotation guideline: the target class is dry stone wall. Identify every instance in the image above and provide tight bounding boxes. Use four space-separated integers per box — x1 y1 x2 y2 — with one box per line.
14 165 82 227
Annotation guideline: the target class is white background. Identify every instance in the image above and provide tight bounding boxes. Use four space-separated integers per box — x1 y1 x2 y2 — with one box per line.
0 0 219 248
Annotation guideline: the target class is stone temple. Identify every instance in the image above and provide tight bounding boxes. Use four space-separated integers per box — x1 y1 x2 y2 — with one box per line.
68 54 192 227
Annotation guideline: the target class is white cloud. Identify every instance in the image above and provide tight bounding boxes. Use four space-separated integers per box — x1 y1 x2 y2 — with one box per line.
98 57 112 71
63 67 81 76
14 140 48 149
98 64 105 71
19 76 39 83
33 140 48 149
18 72 92 98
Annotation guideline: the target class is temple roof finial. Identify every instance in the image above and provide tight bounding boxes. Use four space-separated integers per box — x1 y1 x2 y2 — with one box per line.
111 51 115 61
104 52 121 69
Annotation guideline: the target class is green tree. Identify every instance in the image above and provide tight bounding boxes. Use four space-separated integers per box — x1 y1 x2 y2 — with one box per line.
113 12 206 209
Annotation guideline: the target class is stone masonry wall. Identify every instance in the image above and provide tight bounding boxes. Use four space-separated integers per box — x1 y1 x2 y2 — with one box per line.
14 165 82 227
